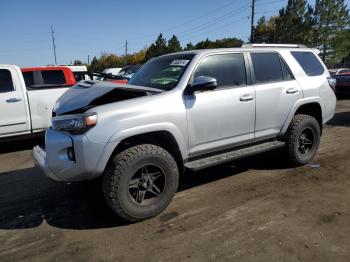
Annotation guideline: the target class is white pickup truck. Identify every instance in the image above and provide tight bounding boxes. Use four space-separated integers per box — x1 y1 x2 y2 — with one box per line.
0 65 69 139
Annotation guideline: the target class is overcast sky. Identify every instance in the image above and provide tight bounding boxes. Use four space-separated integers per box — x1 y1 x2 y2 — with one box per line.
0 0 348 67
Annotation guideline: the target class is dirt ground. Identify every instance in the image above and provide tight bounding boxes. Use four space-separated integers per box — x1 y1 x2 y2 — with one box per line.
0 99 349 262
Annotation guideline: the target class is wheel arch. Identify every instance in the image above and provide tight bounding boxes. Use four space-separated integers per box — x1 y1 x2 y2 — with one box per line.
281 99 323 136
108 131 185 175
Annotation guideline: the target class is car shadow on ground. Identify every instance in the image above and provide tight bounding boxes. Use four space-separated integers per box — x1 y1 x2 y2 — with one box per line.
0 149 290 231
1 109 348 231
0 135 44 154
326 111 350 127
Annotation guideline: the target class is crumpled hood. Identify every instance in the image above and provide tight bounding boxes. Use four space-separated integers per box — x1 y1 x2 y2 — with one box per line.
53 80 162 116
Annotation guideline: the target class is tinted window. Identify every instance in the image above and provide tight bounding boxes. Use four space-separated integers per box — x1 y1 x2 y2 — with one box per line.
23 71 35 88
280 58 293 80
251 53 284 83
194 53 246 88
0 69 15 93
41 70 66 85
291 51 325 76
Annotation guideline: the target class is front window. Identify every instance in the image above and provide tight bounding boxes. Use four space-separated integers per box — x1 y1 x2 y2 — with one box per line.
128 54 195 90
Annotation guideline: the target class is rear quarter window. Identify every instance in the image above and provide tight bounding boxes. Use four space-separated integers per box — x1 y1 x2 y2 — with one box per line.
0 69 15 93
291 51 325 76
41 70 66 85
22 71 35 88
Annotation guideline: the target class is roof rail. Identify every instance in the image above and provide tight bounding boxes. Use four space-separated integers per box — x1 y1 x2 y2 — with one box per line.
242 43 307 48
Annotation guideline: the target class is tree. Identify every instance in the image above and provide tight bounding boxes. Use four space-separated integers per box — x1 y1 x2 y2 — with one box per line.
274 0 315 45
72 59 83 66
185 42 194 50
253 16 275 43
88 56 103 72
188 37 243 49
145 33 168 60
314 0 350 62
167 35 182 53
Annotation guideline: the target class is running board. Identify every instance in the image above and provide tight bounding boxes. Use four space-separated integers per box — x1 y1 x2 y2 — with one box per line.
185 141 285 171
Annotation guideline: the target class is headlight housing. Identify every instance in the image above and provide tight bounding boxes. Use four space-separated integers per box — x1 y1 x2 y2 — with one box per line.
52 113 97 134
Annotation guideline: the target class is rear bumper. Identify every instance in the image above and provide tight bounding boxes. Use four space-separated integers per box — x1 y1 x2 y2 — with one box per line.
32 129 119 182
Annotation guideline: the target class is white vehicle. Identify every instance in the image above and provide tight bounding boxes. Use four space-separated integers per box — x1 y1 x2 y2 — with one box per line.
95 68 123 81
103 68 122 75
63 65 93 81
0 65 69 139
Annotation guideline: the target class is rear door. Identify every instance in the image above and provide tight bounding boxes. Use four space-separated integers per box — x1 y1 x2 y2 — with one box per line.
249 52 303 140
26 70 69 131
0 66 29 136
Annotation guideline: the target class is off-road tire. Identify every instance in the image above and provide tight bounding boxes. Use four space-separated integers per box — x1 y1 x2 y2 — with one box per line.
102 144 179 222
285 114 321 165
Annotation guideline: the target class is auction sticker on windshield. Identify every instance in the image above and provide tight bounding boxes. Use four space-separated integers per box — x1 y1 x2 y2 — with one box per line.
170 60 190 66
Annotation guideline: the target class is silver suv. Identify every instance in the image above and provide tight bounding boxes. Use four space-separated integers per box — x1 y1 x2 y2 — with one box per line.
33 44 336 222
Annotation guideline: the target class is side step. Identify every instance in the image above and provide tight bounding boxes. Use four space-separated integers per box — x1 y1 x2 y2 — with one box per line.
184 141 285 171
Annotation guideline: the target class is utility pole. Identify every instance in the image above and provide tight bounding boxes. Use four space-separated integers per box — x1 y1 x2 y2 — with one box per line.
250 0 255 43
125 40 128 56
88 55 90 65
51 26 57 65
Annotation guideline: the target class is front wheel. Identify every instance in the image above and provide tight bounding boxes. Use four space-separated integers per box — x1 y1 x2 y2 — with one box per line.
102 144 179 222
285 114 321 165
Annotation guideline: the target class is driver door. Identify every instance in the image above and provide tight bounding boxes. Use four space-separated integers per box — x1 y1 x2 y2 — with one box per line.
184 53 255 158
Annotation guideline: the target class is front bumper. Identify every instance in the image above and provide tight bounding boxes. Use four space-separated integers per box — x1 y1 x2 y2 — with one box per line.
32 145 61 181
32 129 119 182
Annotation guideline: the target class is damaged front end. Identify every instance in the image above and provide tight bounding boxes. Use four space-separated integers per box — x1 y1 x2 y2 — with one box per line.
52 80 163 116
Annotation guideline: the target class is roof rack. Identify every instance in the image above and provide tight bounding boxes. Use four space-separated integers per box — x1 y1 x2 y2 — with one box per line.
241 43 307 48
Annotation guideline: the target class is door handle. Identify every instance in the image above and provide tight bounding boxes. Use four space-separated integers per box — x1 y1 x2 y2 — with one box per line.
6 98 22 103
286 88 299 94
239 94 254 102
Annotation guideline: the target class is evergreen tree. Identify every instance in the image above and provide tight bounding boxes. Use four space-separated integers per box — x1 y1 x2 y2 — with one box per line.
167 35 182 53
274 0 315 45
88 56 103 72
253 16 277 43
185 42 194 50
314 0 350 62
145 33 168 60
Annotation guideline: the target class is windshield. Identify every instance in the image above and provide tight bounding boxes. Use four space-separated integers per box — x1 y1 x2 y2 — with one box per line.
128 54 195 90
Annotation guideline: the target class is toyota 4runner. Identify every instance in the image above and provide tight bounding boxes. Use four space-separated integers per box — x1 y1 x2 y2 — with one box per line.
33 44 337 222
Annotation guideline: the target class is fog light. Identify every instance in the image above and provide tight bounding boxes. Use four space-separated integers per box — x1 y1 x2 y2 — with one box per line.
67 147 75 161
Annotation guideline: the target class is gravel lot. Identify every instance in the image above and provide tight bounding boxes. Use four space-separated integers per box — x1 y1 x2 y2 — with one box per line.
0 99 349 262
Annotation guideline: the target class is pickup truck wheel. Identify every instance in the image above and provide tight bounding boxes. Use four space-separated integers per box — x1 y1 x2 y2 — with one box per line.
285 114 321 165
102 144 179 222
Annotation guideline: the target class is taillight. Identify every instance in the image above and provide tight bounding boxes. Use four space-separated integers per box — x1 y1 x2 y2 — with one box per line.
327 77 336 92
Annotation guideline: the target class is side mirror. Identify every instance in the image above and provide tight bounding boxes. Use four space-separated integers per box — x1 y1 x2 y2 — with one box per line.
187 76 217 94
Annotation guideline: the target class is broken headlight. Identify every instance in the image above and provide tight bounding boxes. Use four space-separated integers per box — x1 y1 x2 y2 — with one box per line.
52 113 97 134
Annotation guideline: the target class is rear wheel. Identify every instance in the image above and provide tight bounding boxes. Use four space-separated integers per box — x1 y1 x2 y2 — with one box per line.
285 114 321 165
102 144 179 222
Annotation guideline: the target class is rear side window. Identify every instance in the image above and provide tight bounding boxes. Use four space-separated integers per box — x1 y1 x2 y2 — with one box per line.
291 51 325 76
280 58 293 80
251 53 284 83
0 69 15 93
23 71 35 88
194 53 246 88
41 70 66 85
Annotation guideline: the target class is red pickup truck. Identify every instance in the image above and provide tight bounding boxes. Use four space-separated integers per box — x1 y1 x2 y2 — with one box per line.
21 66 76 89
